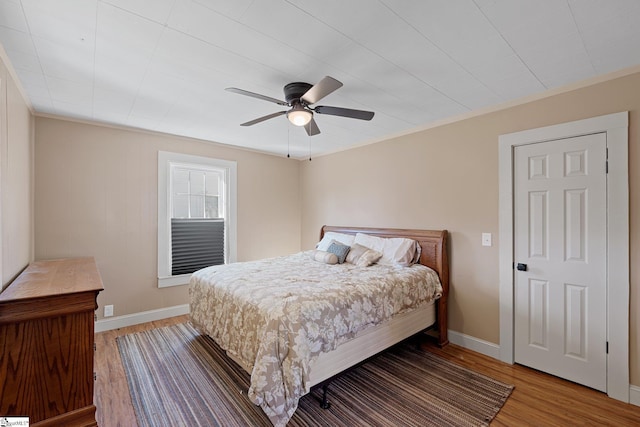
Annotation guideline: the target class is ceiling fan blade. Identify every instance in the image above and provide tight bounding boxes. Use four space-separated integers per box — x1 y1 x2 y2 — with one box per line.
240 111 287 126
301 76 343 105
314 105 375 121
226 87 288 106
304 117 320 136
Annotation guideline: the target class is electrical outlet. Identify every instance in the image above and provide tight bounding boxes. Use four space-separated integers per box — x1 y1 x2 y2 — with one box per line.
104 305 114 317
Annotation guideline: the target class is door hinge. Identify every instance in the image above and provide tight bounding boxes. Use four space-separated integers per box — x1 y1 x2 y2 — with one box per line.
606 161 609 174
606 341 609 354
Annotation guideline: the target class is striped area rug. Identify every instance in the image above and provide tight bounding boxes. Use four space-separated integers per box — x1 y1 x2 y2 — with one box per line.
117 323 513 426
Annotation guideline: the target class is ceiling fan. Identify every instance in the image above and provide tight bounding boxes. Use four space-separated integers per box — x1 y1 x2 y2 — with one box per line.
226 76 374 136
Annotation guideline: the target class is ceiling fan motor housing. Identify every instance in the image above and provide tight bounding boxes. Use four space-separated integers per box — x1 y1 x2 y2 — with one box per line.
284 82 313 104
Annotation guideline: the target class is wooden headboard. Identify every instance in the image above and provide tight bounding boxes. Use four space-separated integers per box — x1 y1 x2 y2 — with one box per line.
320 225 449 346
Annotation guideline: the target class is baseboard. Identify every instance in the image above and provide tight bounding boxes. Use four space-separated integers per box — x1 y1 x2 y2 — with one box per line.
448 329 501 360
630 385 640 407
95 304 190 333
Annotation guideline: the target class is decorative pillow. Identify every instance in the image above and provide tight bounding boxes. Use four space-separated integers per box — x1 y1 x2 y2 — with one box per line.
346 243 382 267
353 233 420 266
316 232 355 251
346 243 383 267
356 248 383 267
311 250 338 265
326 241 350 264
345 243 369 265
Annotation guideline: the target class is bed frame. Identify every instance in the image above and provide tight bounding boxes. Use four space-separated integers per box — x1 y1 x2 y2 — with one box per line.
320 225 449 347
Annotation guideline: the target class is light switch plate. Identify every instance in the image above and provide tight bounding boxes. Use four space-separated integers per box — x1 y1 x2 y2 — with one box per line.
482 233 492 247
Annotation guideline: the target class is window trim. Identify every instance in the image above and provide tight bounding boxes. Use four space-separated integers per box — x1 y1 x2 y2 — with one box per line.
157 151 237 288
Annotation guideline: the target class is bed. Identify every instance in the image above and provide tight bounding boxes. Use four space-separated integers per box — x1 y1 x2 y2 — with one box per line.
189 225 449 426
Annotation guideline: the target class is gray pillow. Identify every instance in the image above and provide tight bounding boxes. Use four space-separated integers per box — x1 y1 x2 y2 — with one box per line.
327 241 350 264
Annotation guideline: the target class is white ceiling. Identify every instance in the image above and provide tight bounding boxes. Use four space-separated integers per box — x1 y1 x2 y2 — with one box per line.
1 1 639 159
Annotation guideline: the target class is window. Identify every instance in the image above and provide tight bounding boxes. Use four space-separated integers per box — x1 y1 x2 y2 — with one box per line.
158 152 237 287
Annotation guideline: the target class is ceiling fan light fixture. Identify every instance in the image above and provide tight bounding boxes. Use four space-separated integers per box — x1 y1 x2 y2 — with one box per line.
287 104 312 126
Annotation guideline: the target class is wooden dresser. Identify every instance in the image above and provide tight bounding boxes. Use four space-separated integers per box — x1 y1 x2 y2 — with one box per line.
0 257 103 427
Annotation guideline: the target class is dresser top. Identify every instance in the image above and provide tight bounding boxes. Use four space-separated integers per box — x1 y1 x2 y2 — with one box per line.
0 257 104 302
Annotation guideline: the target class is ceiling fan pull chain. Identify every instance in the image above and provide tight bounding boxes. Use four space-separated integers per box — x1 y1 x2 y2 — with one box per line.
287 125 290 158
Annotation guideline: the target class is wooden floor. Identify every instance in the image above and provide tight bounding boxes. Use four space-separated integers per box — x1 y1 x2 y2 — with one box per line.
95 315 640 426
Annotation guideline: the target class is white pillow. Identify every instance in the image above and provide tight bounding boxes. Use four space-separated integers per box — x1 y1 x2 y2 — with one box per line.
352 233 385 256
385 237 421 266
316 232 355 251
353 233 420 267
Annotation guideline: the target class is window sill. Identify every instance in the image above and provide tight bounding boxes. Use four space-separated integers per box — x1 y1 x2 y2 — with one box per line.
158 274 191 288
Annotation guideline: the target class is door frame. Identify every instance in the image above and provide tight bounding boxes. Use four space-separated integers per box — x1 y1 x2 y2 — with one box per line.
498 111 629 402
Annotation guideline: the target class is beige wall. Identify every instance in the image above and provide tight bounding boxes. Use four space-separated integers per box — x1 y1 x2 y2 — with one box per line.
300 70 640 386
34 118 301 319
0 52 33 289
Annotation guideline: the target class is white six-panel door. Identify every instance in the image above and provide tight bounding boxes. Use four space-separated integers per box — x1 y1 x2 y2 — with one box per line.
514 132 607 391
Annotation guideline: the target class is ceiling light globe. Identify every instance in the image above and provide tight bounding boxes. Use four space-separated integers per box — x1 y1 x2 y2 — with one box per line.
287 108 312 126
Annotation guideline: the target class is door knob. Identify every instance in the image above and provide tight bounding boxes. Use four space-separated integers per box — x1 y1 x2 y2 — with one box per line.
516 263 528 271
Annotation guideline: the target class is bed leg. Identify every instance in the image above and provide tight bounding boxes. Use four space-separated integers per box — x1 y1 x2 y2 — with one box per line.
320 384 331 409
